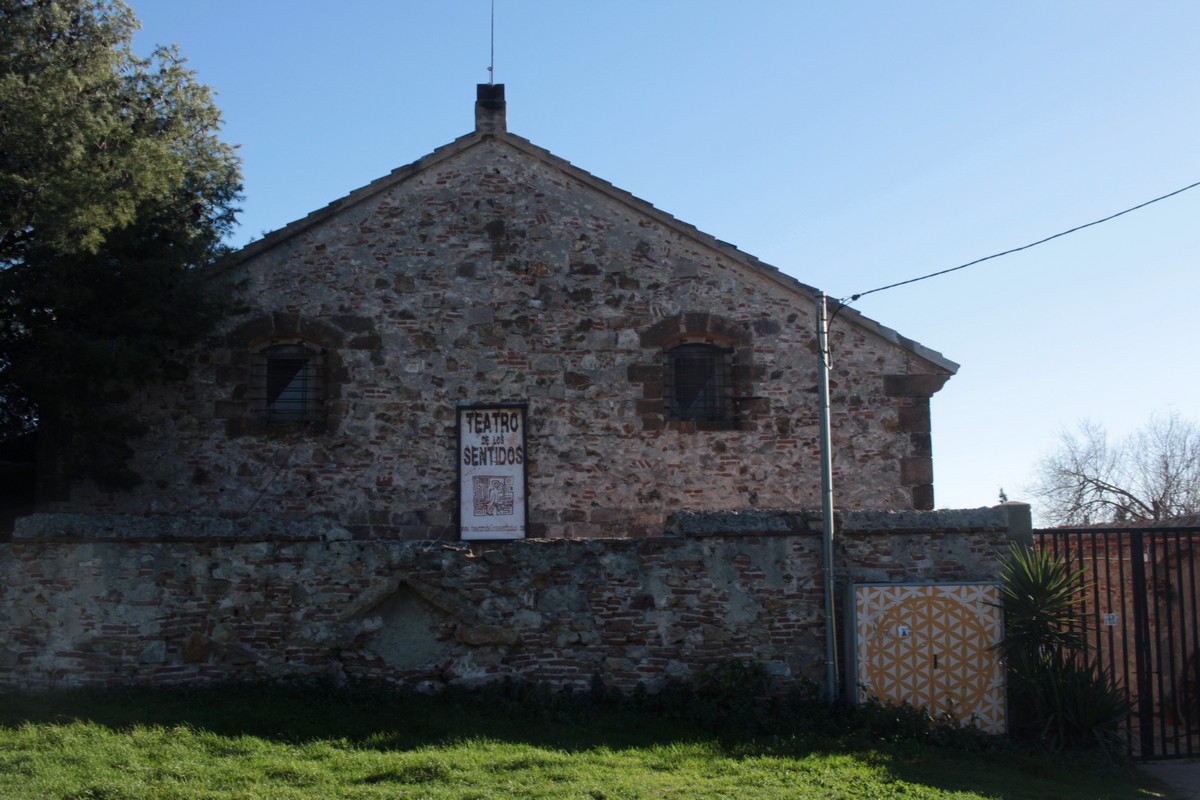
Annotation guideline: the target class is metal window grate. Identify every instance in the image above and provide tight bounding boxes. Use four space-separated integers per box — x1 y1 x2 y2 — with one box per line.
252 343 323 422
665 343 732 422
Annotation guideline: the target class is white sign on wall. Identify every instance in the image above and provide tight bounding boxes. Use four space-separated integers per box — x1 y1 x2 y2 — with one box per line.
458 404 528 541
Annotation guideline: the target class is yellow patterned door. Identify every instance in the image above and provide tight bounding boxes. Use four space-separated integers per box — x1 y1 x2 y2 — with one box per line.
852 583 1007 734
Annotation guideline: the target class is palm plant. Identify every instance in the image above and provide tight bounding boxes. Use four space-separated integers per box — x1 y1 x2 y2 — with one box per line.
997 544 1088 679
997 544 1132 751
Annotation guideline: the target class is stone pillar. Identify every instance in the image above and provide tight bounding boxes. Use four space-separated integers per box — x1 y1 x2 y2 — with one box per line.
884 374 951 511
998 501 1033 547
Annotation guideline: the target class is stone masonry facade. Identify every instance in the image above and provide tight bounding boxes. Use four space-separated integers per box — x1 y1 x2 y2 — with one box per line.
0 508 1018 692
47 86 956 540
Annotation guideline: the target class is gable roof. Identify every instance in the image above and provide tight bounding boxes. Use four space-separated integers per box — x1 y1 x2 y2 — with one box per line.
213 86 958 375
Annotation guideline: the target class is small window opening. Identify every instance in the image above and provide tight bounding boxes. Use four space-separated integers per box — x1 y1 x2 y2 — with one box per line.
254 343 324 423
665 343 733 422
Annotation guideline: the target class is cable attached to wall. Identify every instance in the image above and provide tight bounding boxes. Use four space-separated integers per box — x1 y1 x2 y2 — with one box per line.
841 179 1200 305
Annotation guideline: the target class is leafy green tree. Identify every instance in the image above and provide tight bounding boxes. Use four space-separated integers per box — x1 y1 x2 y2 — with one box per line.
0 0 241 488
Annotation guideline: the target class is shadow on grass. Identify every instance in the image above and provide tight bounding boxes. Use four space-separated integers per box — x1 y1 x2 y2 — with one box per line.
0 683 1160 800
0 682 701 752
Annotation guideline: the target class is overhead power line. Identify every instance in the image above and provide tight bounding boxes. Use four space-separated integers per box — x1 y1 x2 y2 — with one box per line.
842 179 1200 304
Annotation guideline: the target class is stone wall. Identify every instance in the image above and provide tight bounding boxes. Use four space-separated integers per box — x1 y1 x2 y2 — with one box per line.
48 116 955 539
0 508 1020 692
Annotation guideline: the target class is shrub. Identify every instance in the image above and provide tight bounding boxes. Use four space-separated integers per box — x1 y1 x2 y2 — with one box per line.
997 544 1132 751
1032 657 1131 753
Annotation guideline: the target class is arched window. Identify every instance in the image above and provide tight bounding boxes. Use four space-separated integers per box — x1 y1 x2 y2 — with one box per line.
664 342 733 422
633 312 760 432
252 342 324 423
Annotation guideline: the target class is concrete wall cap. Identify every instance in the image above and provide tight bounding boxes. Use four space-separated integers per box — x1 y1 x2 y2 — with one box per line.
669 506 1009 536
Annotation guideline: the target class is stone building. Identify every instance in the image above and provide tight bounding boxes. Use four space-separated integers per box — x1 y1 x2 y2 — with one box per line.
52 85 957 540
2 86 1007 697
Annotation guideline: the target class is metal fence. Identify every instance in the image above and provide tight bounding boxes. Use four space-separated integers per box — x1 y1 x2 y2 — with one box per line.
1035 526 1200 759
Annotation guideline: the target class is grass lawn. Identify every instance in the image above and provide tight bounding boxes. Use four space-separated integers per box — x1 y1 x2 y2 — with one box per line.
0 684 1169 800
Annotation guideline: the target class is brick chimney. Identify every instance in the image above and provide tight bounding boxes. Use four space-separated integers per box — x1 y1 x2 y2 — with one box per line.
475 84 506 135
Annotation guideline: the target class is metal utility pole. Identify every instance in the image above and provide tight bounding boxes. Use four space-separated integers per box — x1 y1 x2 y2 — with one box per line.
816 292 839 701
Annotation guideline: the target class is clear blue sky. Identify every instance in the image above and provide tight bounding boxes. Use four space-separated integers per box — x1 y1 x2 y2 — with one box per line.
130 1 1200 522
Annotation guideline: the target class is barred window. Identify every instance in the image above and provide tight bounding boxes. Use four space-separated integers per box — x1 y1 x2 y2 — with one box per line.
665 343 733 422
253 342 324 423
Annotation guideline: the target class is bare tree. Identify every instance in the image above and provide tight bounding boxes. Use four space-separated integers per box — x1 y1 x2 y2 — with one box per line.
1031 412 1200 525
